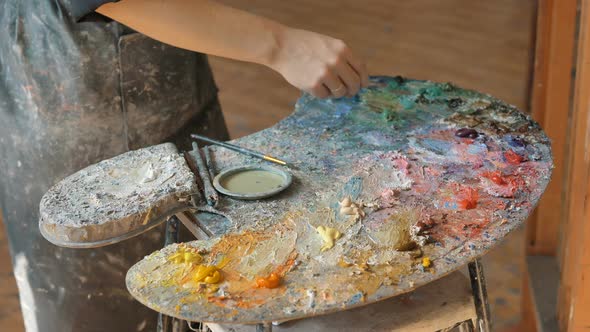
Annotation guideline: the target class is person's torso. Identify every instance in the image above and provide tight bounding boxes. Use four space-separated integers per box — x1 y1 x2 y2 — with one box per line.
0 0 218 158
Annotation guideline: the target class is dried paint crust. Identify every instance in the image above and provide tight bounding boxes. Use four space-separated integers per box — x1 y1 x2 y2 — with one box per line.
39 143 198 247
126 76 553 324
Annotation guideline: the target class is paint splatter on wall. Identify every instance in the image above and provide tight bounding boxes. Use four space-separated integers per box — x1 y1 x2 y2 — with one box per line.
126 76 552 324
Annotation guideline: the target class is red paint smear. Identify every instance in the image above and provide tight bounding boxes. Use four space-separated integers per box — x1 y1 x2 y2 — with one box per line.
480 170 525 198
452 142 486 169
392 158 410 173
460 218 491 238
456 187 478 210
439 217 491 239
504 150 524 164
428 213 491 242
461 138 476 144
502 172 528 196
425 166 443 177
491 174 506 185
379 189 398 208
494 200 508 210
482 171 506 185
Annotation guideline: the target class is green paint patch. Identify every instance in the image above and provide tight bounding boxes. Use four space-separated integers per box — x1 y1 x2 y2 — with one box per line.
358 82 458 130
419 85 443 100
399 95 416 110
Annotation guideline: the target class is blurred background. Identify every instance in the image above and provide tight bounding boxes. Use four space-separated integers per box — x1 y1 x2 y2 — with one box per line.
0 1 536 330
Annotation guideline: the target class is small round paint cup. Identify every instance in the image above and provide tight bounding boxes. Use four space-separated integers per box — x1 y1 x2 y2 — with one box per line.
213 165 292 200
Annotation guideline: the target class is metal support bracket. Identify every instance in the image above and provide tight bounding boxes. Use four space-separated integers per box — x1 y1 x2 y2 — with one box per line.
157 216 185 332
468 259 491 332
256 322 272 332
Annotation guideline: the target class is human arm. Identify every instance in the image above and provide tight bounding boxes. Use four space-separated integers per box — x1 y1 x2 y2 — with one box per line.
96 0 369 98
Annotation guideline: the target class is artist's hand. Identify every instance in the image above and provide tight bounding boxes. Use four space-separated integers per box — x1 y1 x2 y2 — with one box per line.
268 27 369 99
98 1 367 98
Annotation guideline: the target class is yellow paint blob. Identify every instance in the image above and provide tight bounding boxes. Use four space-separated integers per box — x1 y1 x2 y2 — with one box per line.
168 246 229 286
220 170 284 194
316 226 342 252
203 270 221 284
183 264 222 285
422 257 431 268
168 247 203 264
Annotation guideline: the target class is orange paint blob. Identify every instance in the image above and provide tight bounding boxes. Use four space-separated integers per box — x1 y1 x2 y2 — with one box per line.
504 150 524 164
256 273 281 289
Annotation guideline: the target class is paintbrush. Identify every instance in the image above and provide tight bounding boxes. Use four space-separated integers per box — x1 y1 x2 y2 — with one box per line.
188 142 218 207
190 134 289 167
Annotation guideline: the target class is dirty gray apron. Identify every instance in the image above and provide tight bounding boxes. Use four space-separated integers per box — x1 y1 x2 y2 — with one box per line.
0 1 229 331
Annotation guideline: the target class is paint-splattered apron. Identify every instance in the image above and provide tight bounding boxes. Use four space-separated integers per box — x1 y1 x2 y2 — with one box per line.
0 1 229 331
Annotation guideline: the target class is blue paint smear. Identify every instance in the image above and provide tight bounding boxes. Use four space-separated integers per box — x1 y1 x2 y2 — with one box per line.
467 142 488 155
348 292 364 305
361 131 397 147
332 101 353 118
504 135 527 148
420 138 453 155
525 144 551 161
341 176 363 201
399 95 416 109
443 201 458 210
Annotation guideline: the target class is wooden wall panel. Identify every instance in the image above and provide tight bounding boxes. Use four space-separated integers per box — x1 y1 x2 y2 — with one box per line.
558 0 590 329
527 0 578 255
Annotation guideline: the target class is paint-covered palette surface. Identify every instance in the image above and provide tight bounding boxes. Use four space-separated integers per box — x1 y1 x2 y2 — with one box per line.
127 76 552 324
39 143 197 247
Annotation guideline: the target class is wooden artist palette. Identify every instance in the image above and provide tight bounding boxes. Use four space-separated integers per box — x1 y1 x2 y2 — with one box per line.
40 76 552 324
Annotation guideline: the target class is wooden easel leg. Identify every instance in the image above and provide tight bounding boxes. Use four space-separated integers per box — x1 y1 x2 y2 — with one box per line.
468 259 491 332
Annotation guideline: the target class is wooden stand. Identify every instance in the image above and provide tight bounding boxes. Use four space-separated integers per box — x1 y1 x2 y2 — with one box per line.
207 271 476 332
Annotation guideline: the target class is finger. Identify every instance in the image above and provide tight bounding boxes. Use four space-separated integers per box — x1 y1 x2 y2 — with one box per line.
346 53 370 88
335 61 361 96
309 84 331 99
322 70 347 98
